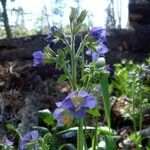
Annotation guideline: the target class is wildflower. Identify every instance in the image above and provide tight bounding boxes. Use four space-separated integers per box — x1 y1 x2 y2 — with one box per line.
58 90 97 118
53 106 74 126
32 50 44 66
87 27 108 61
87 43 108 61
44 26 58 46
19 130 38 150
89 27 106 42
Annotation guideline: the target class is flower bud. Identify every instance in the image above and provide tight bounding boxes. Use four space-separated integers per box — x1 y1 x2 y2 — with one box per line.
44 52 53 64
95 57 106 69
69 7 78 22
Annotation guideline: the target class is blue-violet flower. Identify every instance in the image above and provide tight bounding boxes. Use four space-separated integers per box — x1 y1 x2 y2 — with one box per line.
87 27 108 61
19 130 38 150
57 90 97 118
44 26 58 46
86 43 108 61
53 103 74 126
32 50 44 66
89 27 106 42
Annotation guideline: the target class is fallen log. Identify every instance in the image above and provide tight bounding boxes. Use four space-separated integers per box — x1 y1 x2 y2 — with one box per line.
0 26 150 65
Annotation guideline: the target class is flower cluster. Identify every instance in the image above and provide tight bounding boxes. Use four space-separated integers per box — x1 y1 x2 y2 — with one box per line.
53 90 97 125
44 26 58 47
87 27 108 61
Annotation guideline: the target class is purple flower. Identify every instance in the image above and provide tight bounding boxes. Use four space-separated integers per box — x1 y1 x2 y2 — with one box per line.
51 26 57 33
53 106 74 126
32 50 44 66
4 138 13 147
86 43 108 61
107 66 114 76
89 27 106 42
87 27 108 61
44 26 58 46
19 130 38 150
57 90 97 118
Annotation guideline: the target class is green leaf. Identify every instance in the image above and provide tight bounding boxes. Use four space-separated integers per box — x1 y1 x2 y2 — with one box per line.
54 29 64 40
100 78 111 128
6 124 16 131
129 132 142 145
44 46 57 64
77 9 88 24
6 123 22 138
38 109 54 126
43 133 53 145
87 108 100 117
26 141 37 150
105 135 116 150
57 74 68 83
97 126 116 135
72 24 82 34
32 126 49 135
56 49 66 69
57 126 95 135
58 143 76 150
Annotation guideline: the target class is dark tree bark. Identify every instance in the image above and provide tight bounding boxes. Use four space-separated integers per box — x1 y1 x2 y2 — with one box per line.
0 0 12 39
129 0 150 27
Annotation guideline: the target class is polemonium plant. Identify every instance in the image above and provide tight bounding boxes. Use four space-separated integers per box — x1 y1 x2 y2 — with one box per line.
32 7 113 150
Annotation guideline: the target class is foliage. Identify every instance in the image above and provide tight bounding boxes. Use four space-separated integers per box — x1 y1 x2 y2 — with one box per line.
110 58 150 148
110 59 150 99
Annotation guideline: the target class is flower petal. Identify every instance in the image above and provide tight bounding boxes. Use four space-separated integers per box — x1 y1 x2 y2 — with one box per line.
30 130 38 141
90 27 106 42
61 97 74 110
83 96 97 109
74 108 86 118
32 50 44 66
96 43 108 54
53 108 64 120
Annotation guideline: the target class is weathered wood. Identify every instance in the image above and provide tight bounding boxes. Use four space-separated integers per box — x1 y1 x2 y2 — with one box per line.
129 3 150 26
0 27 150 65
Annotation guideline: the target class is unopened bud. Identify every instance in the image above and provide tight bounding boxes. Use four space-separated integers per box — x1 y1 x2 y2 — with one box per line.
95 57 106 69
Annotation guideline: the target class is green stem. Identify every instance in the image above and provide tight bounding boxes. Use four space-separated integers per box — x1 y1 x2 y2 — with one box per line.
93 118 98 150
139 78 143 146
61 32 72 50
85 76 90 90
71 34 77 90
76 34 88 57
132 83 137 135
83 117 88 150
77 119 84 150
81 46 85 78
70 22 77 90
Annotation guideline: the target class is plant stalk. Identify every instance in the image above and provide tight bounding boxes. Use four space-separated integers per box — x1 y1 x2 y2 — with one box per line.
77 119 84 150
